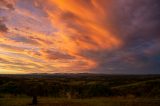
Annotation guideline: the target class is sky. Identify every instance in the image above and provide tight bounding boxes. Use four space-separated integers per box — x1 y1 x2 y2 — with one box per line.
0 0 160 74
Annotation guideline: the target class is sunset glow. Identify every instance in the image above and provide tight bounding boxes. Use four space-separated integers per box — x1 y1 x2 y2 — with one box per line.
0 0 160 74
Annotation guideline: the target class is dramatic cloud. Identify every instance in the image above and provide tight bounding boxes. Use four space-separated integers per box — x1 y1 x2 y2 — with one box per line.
0 0 159 74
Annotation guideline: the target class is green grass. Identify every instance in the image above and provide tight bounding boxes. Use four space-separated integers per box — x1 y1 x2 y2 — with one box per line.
0 97 160 106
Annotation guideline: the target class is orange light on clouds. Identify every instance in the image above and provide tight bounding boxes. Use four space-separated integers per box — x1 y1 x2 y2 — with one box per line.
0 0 122 74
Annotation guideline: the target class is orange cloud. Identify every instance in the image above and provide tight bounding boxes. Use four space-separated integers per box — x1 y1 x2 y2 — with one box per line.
39 0 122 70
0 0 123 73
45 0 121 49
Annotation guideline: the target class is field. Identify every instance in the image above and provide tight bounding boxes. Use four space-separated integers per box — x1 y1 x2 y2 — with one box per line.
1 97 160 106
0 74 160 106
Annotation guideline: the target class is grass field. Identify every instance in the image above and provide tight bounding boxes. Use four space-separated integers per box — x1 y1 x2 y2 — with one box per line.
0 74 160 106
0 97 160 106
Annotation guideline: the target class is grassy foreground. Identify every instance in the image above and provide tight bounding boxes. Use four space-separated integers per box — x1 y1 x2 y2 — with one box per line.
0 97 160 106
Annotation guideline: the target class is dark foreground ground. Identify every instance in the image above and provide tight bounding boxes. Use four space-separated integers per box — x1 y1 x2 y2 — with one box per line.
0 97 160 106
0 74 160 106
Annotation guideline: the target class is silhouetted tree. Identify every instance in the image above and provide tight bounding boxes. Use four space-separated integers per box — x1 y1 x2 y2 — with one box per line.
32 95 37 105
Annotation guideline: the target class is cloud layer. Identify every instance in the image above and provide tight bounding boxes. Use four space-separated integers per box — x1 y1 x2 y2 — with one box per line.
0 0 160 74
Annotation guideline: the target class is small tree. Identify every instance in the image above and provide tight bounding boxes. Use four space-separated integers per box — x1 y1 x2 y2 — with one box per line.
26 83 39 105
32 95 37 105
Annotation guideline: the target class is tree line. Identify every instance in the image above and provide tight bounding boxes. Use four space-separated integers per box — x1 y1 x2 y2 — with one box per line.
0 75 160 98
